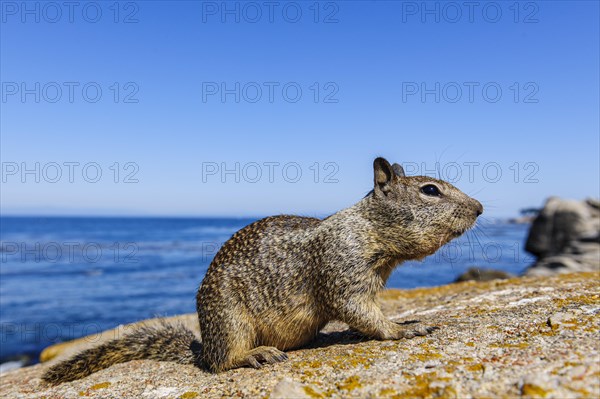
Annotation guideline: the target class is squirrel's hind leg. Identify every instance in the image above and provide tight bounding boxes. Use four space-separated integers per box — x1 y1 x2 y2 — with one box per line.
200 307 288 371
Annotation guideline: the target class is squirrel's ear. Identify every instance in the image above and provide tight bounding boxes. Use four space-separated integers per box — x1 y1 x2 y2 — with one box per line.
373 157 395 193
392 163 405 177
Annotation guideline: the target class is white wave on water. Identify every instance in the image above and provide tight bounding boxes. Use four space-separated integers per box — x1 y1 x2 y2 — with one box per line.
0 360 26 374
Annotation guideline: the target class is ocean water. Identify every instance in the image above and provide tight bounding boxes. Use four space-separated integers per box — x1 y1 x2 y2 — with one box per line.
0 216 531 365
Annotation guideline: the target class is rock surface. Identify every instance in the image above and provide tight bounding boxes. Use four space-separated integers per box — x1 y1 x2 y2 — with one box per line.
525 197 600 276
454 267 514 283
2 272 599 399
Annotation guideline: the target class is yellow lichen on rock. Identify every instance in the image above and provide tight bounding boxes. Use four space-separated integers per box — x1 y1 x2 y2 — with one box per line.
302 385 324 398
179 392 199 399
89 382 111 390
336 375 362 391
521 382 549 398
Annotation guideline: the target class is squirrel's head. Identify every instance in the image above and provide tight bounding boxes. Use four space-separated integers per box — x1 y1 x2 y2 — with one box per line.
364 157 483 260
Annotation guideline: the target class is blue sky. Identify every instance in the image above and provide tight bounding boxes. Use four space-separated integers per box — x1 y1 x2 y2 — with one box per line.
1 0 599 218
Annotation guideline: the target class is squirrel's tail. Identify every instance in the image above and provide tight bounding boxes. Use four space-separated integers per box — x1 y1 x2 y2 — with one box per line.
42 322 201 385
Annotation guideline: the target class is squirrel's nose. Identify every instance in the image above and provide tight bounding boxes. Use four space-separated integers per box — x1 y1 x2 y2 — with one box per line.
474 201 484 217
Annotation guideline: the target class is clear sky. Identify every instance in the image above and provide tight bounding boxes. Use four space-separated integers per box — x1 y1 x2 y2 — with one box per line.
1 0 599 218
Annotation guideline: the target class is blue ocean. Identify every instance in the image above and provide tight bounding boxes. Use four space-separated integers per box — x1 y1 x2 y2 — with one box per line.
0 216 531 366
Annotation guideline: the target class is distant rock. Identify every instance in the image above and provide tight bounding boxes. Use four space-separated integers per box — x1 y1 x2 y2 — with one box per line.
454 267 514 282
2 272 599 398
507 207 540 224
525 197 599 276
507 216 536 224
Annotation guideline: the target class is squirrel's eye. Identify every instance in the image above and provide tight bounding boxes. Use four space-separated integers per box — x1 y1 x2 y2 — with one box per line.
421 184 441 196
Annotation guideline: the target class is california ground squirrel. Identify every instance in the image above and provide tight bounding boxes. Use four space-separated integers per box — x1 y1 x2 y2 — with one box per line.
43 157 482 384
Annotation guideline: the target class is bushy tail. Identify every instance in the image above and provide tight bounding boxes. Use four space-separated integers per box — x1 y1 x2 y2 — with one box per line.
42 322 201 385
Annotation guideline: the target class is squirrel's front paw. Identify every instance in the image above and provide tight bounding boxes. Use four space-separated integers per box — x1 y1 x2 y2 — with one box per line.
392 324 438 339
242 346 289 369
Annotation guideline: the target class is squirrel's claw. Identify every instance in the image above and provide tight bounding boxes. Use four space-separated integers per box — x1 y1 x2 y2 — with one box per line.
242 346 288 369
